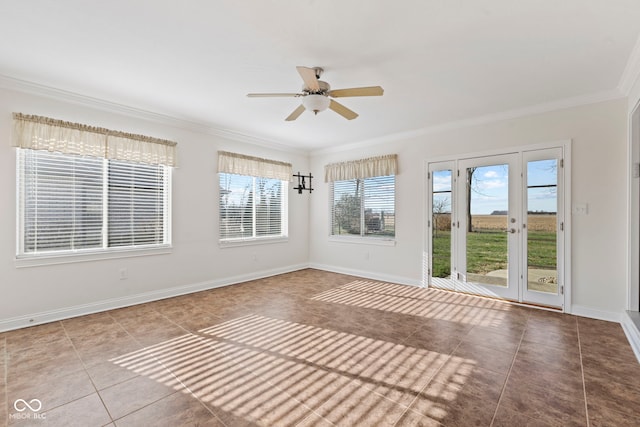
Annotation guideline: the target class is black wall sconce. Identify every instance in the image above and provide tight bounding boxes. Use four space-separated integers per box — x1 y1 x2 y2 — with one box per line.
293 172 313 194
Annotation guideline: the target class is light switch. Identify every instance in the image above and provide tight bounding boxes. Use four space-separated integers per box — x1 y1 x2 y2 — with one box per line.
572 203 588 215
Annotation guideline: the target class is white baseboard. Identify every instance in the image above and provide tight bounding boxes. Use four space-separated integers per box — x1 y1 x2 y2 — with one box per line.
0 263 309 332
622 311 640 363
308 263 422 287
569 304 623 323
4 262 639 366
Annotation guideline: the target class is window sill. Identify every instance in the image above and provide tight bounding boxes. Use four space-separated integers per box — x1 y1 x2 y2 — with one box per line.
15 245 173 268
219 236 289 248
328 236 396 246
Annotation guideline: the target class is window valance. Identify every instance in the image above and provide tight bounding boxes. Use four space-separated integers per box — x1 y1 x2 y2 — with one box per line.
324 154 398 182
218 151 292 181
12 113 178 166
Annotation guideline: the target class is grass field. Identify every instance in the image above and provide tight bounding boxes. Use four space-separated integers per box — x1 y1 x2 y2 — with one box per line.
432 215 557 278
470 214 556 232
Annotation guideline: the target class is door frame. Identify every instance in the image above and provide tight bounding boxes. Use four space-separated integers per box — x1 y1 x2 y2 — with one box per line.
520 147 565 308
629 100 640 312
424 140 572 312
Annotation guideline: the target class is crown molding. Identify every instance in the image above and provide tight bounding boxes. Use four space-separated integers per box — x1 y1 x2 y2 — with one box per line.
0 74 305 155
0 74 626 159
311 89 624 156
618 34 640 96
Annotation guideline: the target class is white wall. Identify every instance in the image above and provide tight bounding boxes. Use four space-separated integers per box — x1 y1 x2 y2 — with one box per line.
0 86 310 330
629 74 640 112
629 82 640 312
0 83 631 328
627 73 640 312
309 99 629 319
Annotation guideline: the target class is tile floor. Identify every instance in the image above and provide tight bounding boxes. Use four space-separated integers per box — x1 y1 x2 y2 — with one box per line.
2 268 640 426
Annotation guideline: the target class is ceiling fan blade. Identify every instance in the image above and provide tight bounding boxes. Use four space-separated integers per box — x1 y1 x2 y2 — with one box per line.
328 86 384 98
285 104 306 121
247 93 300 97
296 66 320 92
329 100 358 120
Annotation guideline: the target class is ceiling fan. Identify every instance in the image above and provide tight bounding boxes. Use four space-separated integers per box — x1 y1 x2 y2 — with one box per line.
247 66 384 121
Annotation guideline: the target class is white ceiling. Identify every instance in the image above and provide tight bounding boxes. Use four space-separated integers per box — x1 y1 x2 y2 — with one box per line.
1 0 640 152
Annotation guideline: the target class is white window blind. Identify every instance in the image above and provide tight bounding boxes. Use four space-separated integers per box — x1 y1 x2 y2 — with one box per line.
108 160 168 247
17 149 170 256
20 150 104 252
330 175 395 238
14 113 175 259
219 173 287 243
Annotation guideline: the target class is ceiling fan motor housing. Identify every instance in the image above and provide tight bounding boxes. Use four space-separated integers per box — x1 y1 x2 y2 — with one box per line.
303 80 331 95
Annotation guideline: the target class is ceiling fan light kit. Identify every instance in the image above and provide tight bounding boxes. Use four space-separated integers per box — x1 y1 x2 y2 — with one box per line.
247 66 383 121
303 94 330 115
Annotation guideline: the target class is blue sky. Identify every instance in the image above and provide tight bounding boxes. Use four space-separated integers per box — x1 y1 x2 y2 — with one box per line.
433 159 557 215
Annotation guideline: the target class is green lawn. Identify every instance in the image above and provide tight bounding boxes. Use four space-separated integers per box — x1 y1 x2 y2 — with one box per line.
432 230 451 278
527 232 557 269
431 230 556 277
466 231 508 274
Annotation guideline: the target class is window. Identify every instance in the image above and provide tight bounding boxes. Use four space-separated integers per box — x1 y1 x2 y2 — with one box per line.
331 175 395 238
325 154 398 241
13 113 176 260
217 151 291 244
219 174 287 242
108 159 168 247
17 149 170 255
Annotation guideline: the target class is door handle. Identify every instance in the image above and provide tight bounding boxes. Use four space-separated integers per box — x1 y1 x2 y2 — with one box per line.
505 228 516 234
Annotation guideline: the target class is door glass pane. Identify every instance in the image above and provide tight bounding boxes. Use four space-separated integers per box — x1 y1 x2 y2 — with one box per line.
527 159 558 293
432 170 452 280
466 164 509 287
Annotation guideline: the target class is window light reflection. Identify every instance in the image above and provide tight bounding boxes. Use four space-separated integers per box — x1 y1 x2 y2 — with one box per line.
110 313 475 425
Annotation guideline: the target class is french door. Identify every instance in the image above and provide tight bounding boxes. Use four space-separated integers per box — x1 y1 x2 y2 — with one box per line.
428 147 565 309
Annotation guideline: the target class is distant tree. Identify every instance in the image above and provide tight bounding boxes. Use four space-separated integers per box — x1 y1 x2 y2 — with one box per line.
334 193 361 234
432 196 450 237
466 168 476 232
241 185 253 236
466 165 507 232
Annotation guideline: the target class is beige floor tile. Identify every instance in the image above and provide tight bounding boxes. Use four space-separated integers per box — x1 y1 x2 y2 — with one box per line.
499 378 587 427
99 372 183 420
450 340 515 375
18 393 112 427
85 360 141 391
7 369 95 413
583 376 640 419
114 391 223 427
314 380 408 426
393 408 443 427
4 269 640 427
491 405 556 427
408 387 497 427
